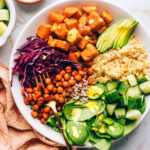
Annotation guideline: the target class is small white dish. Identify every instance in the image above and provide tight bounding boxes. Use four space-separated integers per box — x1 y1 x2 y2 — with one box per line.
9 0 150 148
0 0 16 47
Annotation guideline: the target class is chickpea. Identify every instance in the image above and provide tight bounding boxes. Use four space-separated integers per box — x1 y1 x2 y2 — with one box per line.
44 88 49 94
56 82 63 87
62 91 67 98
55 74 62 81
64 73 71 81
75 74 82 81
83 67 88 72
26 88 33 94
45 78 51 84
77 64 82 70
67 87 73 93
83 74 88 80
63 81 69 88
38 83 43 87
80 81 84 85
72 70 78 77
57 87 63 93
21 89 25 96
47 84 54 91
28 94 33 101
59 98 65 104
61 78 65 82
24 98 29 105
44 106 50 113
52 87 57 94
60 70 66 76
79 70 84 76
42 113 49 119
37 97 44 106
87 67 94 75
33 87 40 92
88 77 95 84
33 104 39 111
35 91 42 98
65 66 72 73
33 94 38 101
54 94 60 101
37 113 42 119
57 106 62 111
31 111 38 118
68 79 76 86
43 94 49 101
40 118 46 124
49 110 54 115
49 94 54 100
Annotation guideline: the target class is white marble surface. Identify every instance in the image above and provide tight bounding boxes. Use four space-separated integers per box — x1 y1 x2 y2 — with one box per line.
0 0 150 149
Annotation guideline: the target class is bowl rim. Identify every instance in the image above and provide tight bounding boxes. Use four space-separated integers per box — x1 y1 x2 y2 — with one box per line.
9 0 150 147
0 0 16 47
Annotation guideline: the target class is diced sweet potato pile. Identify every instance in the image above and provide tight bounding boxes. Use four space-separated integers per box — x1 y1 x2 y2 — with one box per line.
36 5 113 62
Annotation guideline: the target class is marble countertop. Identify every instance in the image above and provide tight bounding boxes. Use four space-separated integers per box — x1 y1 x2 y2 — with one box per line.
0 0 150 149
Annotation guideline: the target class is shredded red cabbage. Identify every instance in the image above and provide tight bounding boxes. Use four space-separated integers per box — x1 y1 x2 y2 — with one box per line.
11 36 78 90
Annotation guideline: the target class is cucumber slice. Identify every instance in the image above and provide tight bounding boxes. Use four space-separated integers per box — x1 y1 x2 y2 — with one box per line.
120 95 128 106
0 9 9 21
0 21 7 35
106 90 120 103
126 86 141 97
118 82 129 95
139 81 150 94
106 81 119 91
140 98 146 114
138 75 150 84
0 0 5 9
116 118 126 125
106 122 124 138
126 109 142 120
115 108 126 119
127 74 138 86
106 103 117 116
124 120 137 136
128 95 144 110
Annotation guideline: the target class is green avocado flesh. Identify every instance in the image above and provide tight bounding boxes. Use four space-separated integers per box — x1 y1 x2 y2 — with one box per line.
96 18 139 53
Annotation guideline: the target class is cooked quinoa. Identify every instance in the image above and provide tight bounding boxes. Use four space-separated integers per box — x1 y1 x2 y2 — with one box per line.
93 36 150 83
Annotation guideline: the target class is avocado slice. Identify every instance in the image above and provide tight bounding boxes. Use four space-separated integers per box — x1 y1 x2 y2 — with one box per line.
113 18 135 49
96 18 138 53
115 20 138 48
0 21 7 36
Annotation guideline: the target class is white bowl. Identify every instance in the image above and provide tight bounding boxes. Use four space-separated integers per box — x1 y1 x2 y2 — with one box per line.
9 0 150 148
0 0 16 47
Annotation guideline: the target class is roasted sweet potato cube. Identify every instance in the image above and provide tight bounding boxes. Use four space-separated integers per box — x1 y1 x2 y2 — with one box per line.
54 23 68 39
48 35 53 45
69 45 78 52
79 26 92 36
67 28 82 45
97 25 108 34
36 24 51 39
79 13 88 27
64 18 78 29
69 51 81 62
73 10 83 19
49 12 65 23
88 11 105 30
100 10 112 23
49 39 69 51
64 7 79 17
82 6 97 13
77 36 89 49
81 44 99 62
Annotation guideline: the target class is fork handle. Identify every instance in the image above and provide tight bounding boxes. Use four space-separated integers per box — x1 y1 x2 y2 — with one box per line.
54 112 72 150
